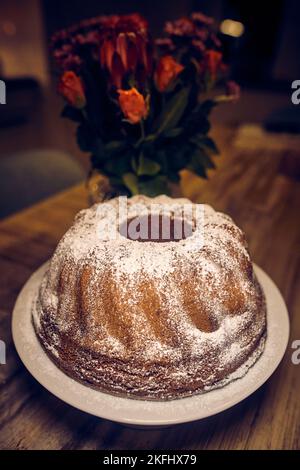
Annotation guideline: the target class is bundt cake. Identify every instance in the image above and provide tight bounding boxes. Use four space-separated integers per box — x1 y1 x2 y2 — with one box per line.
32 195 267 400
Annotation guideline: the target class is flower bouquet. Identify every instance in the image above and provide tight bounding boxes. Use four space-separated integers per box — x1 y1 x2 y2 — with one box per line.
52 12 239 197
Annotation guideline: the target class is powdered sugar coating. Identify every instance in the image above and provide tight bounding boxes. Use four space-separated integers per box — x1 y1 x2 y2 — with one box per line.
33 195 267 400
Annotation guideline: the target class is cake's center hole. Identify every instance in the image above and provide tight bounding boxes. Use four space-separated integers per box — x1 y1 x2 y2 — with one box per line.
119 214 194 242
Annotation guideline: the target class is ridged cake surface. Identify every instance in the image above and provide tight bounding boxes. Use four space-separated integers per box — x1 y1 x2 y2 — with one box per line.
33 195 267 400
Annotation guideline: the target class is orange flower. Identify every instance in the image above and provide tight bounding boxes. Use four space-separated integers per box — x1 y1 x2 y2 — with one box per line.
117 88 148 124
58 71 86 108
204 50 223 81
155 55 184 92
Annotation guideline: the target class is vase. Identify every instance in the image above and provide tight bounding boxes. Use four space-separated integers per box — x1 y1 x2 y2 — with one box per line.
87 171 184 205
86 172 124 205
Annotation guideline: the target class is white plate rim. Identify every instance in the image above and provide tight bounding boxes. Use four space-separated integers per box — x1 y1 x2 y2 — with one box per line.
12 262 290 426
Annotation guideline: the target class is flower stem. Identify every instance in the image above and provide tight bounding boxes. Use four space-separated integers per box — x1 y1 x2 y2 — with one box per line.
140 120 145 140
81 108 88 121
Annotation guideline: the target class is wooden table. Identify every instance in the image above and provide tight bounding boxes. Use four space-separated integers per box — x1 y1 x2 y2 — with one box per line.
0 129 299 449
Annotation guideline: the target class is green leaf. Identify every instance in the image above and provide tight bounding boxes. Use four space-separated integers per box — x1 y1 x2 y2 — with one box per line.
191 145 216 167
144 134 157 143
137 153 161 176
105 141 126 153
187 150 210 178
131 156 138 173
183 111 210 136
76 124 89 152
164 143 190 172
138 175 170 197
108 176 123 186
122 173 139 195
188 162 207 178
182 99 218 137
61 105 83 123
168 172 181 183
198 99 218 116
155 87 190 135
199 152 216 169
203 137 219 155
155 149 168 173
76 123 103 155
190 135 219 155
163 127 184 138
104 154 131 176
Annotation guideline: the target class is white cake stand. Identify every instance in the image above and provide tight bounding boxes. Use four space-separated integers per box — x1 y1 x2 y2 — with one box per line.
12 263 289 426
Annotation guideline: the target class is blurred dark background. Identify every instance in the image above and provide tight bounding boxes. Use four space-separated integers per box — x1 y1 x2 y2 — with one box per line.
0 0 299 218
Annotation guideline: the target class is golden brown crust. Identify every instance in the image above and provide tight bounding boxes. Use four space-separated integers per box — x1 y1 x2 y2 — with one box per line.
32 195 267 400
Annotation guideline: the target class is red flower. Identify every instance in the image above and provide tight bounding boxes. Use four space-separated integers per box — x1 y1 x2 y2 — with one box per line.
158 11 224 82
117 87 148 124
51 13 152 87
155 55 184 92
191 12 214 25
165 17 195 37
58 71 86 108
99 14 152 88
164 12 214 38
